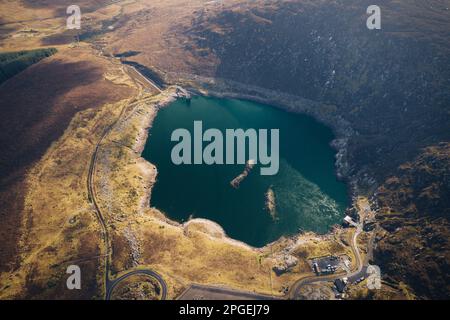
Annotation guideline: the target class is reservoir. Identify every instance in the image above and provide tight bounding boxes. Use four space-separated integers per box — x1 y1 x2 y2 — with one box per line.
142 96 348 247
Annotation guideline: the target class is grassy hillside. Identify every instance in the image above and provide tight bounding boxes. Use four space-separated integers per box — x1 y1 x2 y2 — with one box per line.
375 143 450 299
184 0 450 190
0 48 57 84
178 0 450 298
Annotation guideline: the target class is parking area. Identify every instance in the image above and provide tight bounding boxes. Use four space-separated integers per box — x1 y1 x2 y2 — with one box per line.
177 284 279 300
310 255 342 275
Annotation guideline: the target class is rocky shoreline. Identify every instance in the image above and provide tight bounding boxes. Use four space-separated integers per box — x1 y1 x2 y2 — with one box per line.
182 218 257 251
121 58 380 253
130 86 336 251
165 72 366 200
130 92 177 213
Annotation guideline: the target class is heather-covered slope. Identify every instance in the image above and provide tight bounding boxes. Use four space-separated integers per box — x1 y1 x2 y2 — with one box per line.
0 0 449 299
183 0 450 190
175 0 450 298
0 47 135 275
375 143 450 299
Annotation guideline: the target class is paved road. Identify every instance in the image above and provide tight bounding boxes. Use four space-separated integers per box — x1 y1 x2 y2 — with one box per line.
177 284 279 300
288 222 367 299
87 73 167 300
348 224 364 277
106 270 168 300
87 117 117 297
89 61 368 301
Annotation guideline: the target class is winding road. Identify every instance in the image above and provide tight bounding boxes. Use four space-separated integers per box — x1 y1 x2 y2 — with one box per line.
288 219 367 299
106 270 168 300
88 61 369 301
87 67 167 300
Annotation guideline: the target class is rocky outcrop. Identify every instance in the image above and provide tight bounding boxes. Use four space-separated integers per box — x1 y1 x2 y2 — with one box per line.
265 187 277 221
230 159 255 188
178 0 450 195
173 2 450 299
374 143 450 299
273 254 298 276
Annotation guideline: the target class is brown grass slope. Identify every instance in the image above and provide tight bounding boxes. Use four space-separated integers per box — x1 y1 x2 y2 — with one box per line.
375 143 450 299
0 46 134 275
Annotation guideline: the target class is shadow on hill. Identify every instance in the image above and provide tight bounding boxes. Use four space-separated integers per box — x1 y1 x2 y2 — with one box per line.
185 0 450 186
0 55 133 273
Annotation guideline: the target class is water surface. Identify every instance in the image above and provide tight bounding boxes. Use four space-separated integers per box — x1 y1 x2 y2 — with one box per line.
143 96 348 247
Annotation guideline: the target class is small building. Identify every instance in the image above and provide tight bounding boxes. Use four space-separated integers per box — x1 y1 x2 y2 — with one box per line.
311 255 340 275
334 278 348 293
312 262 319 275
344 215 358 227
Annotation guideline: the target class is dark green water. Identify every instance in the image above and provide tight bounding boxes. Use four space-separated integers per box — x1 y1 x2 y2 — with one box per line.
142 96 348 247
